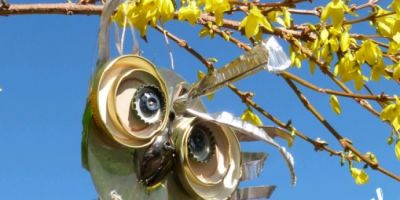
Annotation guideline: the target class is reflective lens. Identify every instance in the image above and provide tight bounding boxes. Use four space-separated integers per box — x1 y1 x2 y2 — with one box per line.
188 125 215 163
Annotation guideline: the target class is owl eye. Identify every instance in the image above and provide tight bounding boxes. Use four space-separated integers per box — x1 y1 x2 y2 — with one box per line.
90 55 170 148
132 84 166 124
187 125 215 163
173 119 241 200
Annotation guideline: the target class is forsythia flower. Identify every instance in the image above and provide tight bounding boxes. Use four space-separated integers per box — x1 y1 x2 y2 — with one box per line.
334 52 364 90
239 7 273 39
320 0 349 28
178 1 201 25
241 108 263 127
389 0 400 17
355 40 382 65
112 2 134 27
112 0 175 37
380 96 400 131
329 95 341 115
203 0 231 26
350 167 369 185
370 60 386 81
374 7 400 37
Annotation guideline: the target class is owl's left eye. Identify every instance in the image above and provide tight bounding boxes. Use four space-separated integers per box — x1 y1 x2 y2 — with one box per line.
133 84 165 124
90 55 170 148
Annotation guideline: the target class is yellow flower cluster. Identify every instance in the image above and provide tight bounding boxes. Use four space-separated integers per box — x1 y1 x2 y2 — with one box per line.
112 0 234 36
113 0 175 37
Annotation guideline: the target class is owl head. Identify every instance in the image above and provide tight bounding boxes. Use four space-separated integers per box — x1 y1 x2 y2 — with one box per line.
81 1 295 199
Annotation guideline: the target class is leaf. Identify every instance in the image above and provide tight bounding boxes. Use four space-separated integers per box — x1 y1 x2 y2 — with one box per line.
387 135 394 145
395 140 400 160
241 108 263 127
329 95 341 115
350 167 369 185
208 57 218 63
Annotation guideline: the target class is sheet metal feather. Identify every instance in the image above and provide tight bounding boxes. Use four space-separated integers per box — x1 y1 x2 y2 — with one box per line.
230 186 276 200
188 37 290 99
240 152 268 181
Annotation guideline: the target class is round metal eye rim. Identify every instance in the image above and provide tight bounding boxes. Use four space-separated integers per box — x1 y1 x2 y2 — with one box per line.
132 84 166 125
90 55 170 148
187 125 215 163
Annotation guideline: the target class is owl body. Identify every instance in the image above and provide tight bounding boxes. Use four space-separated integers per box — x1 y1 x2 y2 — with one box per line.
84 1 295 199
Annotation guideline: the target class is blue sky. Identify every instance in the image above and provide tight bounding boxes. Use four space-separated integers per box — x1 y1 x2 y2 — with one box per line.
0 0 399 199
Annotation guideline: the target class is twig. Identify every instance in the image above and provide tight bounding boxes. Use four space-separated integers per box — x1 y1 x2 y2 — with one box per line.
280 72 395 101
153 25 214 71
0 3 102 16
284 78 400 181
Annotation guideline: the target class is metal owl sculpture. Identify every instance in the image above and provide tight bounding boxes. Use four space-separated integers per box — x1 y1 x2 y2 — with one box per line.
82 0 296 199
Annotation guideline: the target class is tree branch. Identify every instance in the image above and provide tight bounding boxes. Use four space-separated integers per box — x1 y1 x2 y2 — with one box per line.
0 3 102 16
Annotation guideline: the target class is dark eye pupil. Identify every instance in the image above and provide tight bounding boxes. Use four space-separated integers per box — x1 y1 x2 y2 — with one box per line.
190 131 206 152
140 92 160 114
132 85 165 124
188 126 214 162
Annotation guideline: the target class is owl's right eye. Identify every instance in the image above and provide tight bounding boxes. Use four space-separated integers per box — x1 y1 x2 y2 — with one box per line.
173 119 241 200
187 125 215 163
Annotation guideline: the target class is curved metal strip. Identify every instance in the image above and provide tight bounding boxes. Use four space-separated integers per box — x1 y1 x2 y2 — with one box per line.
241 152 268 181
238 126 292 142
230 186 276 200
97 0 123 67
185 109 296 185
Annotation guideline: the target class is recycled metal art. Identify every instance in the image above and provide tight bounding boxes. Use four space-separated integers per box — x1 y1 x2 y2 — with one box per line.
82 0 296 199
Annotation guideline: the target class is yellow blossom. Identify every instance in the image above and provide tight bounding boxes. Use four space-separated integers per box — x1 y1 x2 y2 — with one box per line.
321 0 349 28
112 0 175 37
371 60 386 81
178 1 201 25
239 7 273 39
350 167 369 185
389 0 400 17
335 52 364 90
355 40 382 65
374 7 397 37
340 30 350 52
380 97 400 131
204 0 231 26
396 140 400 160
241 108 263 127
329 95 341 115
